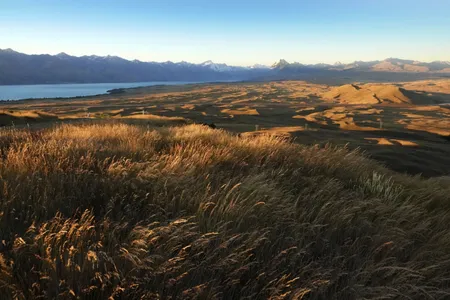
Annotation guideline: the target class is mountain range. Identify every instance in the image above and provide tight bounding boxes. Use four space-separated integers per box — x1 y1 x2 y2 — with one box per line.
1 48 449 85
271 58 450 73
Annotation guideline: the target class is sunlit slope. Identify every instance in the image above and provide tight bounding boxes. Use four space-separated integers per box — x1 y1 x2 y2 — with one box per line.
322 83 440 104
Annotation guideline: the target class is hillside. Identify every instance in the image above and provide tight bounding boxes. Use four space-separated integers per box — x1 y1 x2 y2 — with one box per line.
0 122 449 299
322 83 440 104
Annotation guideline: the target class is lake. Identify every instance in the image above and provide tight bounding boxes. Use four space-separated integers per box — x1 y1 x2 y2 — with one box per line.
0 81 206 101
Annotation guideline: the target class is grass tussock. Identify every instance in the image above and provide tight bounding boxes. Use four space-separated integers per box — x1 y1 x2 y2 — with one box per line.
0 123 449 299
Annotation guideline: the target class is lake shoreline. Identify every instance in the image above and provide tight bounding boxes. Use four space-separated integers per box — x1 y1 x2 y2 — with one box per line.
0 80 239 101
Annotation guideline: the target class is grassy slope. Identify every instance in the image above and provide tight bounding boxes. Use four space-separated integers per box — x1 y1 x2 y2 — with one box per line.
0 122 449 299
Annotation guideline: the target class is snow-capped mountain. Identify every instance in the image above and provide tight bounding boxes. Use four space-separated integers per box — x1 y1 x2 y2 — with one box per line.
200 60 232 72
200 60 249 72
271 59 290 69
249 64 270 69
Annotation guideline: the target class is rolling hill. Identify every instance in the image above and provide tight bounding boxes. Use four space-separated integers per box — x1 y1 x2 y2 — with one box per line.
322 83 441 104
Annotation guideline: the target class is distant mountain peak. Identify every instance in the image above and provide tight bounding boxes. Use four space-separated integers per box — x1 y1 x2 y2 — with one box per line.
85 55 103 59
201 60 214 65
200 60 236 72
250 64 269 69
431 60 450 65
271 59 290 69
56 52 70 58
384 58 415 65
1 48 18 54
104 55 126 62
271 59 308 69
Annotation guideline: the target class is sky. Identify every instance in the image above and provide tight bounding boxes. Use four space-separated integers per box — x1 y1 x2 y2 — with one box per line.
1 0 450 66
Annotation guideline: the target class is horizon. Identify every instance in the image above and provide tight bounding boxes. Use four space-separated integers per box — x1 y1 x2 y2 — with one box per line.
2 47 450 68
1 0 450 65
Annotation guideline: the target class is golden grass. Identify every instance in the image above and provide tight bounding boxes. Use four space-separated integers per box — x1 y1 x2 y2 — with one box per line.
294 107 382 131
118 113 186 121
404 124 450 136
397 112 450 136
391 139 419 146
0 110 42 118
292 113 328 125
295 107 315 113
407 105 443 112
338 119 380 131
401 79 450 94
181 104 196 110
259 126 306 133
220 107 260 116
365 137 394 145
357 108 383 114
322 83 416 104
365 138 419 146
322 84 381 104
0 122 449 299
243 126 311 138
0 110 59 126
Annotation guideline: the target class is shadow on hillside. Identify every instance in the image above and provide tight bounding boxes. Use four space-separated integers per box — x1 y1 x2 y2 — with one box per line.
288 127 450 177
401 88 446 105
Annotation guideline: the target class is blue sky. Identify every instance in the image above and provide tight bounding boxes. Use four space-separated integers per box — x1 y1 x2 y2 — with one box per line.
1 0 449 66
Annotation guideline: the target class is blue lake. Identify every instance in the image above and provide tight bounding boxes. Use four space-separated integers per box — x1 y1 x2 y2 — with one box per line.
0 81 206 101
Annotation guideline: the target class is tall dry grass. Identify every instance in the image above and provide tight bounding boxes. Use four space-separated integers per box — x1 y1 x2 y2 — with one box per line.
0 122 449 299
